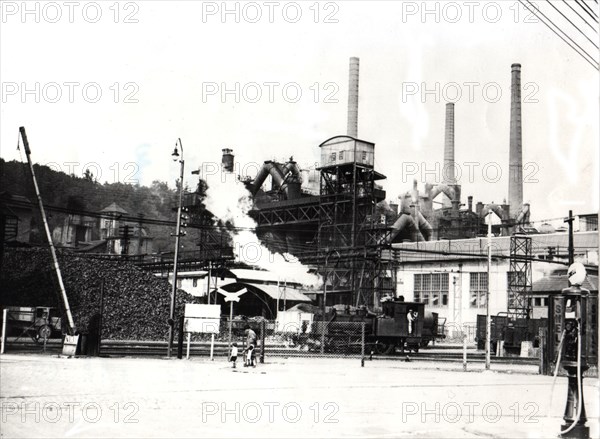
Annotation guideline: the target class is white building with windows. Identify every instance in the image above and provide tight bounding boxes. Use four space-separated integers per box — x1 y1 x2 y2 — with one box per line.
393 231 598 337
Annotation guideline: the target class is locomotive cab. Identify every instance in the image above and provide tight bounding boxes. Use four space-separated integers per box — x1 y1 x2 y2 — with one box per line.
377 301 425 338
374 301 425 353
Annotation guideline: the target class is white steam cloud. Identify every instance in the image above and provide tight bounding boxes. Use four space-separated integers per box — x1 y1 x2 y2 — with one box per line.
203 172 320 287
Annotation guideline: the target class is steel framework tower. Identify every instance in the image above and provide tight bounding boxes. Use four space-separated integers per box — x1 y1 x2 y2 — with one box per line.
316 136 396 310
507 234 532 319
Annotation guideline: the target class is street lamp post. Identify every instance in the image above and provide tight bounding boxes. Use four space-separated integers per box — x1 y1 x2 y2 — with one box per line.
168 138 184 358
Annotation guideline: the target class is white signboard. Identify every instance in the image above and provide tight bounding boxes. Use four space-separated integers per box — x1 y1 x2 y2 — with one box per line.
184 304 221 334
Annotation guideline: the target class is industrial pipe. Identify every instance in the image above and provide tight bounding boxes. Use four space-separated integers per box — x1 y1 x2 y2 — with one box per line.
250 161 286 195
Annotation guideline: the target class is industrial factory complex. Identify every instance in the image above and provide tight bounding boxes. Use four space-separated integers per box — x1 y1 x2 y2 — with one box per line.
2 55 597 335
153 58 597 335
3 57 597 330
2 2 599 438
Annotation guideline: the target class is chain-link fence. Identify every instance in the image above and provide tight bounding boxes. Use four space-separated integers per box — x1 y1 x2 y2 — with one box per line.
182 318 366 364
264 320 366 358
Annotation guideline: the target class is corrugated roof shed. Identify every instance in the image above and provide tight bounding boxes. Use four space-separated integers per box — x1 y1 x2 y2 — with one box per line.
532 275 598 293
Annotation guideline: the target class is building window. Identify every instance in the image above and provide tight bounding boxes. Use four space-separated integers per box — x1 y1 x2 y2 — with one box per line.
192 278 198 288
470 272 488 308
414 273 449 306
581 215 598 231
362 151 367 162
339 151 344 161
330 152 336 163
177 279 182 288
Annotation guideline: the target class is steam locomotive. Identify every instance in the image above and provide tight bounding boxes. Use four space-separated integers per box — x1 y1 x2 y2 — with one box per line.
315 298 446 354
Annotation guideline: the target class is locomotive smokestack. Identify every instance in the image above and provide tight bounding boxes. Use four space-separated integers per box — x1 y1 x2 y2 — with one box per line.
347 57 359 138
221 148 234 173
443 102 456 184
509 63 523 216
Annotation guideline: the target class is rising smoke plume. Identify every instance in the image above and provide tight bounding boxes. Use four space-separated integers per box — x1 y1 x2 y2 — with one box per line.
203 170 320 287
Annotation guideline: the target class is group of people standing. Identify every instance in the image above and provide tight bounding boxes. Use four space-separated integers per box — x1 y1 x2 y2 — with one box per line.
229 325 258 368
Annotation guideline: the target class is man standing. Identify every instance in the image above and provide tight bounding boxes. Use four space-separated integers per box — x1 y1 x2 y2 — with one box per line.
407 309 416 335
244 325 257 367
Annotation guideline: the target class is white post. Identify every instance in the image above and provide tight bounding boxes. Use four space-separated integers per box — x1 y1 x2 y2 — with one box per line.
20 128 76 333
210 333 215 361
186 332 191 359
462 333 467 371
485 211 492 370
228 302 233 348
277 279 280 314
1 308 8 354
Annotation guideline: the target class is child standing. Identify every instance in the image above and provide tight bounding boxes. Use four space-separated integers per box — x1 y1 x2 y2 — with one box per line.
243 345 255 367
229 343 238 368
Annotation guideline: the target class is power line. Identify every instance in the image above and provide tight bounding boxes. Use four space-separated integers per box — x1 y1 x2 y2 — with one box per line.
519 0 599 70
546 0 599 48
576 0 599 22
392 246 595 268
562 0 599 33
8 194 595 244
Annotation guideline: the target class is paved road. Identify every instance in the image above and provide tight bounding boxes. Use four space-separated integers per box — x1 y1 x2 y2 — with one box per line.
1 354 598 438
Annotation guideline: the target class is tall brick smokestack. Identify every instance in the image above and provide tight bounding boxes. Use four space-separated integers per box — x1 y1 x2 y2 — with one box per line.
347 57 359 138
442 102 456 208
443 102 456 184
509 63 523 215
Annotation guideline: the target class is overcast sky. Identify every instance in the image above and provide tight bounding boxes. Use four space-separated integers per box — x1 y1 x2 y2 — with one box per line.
1 1 598 226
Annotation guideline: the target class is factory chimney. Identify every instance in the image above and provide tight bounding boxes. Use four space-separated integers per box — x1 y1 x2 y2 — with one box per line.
222 148 234 173
441 102 456 208
508 63 523 216
443 102 456 185
347 57 359 138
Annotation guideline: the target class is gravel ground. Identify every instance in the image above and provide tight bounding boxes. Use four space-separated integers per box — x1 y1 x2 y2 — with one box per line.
1 354 598 438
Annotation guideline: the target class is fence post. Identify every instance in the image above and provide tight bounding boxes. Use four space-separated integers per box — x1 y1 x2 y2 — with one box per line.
98 279 105 356
320 319 325 355
1 308 8 354
462 333 467 372
177 315 184 359
538 327 545 375
361 322 365 367
260 320 265 364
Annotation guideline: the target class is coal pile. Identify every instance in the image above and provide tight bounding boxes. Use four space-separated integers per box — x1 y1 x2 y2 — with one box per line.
0 247 198 340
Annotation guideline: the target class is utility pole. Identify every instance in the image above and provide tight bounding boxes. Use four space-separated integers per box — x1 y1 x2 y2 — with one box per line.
19 127 76 334
206 261 212 304
485 210 492 370
565 210 575 266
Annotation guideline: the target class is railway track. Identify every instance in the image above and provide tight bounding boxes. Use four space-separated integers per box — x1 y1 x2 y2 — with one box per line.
1 339 539 366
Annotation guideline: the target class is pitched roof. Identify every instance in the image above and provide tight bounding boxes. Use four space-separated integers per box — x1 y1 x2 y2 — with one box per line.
218 282 312 302
100 202 128 214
